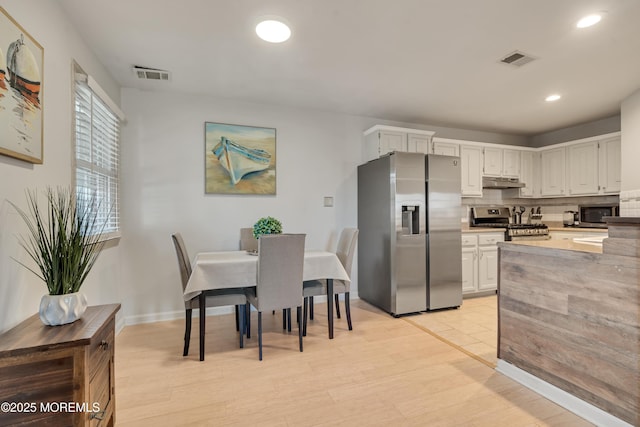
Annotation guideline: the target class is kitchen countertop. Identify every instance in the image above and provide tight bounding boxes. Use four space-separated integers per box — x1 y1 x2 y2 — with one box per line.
499 239 602 254
462 223 608 234
544 221 608 233
461 225 505 233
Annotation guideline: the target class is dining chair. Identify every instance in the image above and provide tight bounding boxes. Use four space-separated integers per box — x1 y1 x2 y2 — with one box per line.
239 227 258 252
241 227 289 329
238 227 260 331
246 233 306 360
303 228 359 336
171 233 247 357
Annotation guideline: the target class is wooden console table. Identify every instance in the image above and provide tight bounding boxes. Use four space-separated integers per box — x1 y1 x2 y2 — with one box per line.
0 304 120 426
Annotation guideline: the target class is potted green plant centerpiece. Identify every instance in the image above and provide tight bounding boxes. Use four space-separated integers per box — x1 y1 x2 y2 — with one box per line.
10 187 107 326
253 216 282 240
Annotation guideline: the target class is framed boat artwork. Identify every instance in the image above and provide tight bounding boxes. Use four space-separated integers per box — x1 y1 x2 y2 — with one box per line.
205 122 276 195
0 7 44 164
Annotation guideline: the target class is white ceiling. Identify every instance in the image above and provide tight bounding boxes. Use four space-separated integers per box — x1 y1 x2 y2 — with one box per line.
58 0 640 136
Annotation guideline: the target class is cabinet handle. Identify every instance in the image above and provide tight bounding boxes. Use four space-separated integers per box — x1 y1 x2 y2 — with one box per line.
99 340 109 350
90 410 106 420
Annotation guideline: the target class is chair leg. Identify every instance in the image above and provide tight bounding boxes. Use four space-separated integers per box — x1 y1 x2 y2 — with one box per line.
345 292 352 331
303 297 308 337
309 296 314 320
246 302 251 339
282 309 287 330
287 308 292 332
183 308 192 356
235 305 240 331
199 293 206 361
239 304 245 348
298 306 303 352
335 294 341 319
258 311 263 361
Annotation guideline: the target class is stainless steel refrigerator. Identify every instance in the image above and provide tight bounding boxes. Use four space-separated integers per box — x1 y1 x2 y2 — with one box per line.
357 152 462 316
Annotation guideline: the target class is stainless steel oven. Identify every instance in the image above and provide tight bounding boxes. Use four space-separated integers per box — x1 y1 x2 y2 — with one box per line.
579 205 619 228
470 206 550 241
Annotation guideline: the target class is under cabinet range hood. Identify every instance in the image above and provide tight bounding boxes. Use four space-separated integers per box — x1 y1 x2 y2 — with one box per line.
482 176 525 189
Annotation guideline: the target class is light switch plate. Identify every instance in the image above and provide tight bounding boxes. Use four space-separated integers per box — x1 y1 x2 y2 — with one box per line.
324 196 334 207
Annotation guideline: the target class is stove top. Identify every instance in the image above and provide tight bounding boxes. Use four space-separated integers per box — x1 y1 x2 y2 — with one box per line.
507 223 548 229
470 206 549 240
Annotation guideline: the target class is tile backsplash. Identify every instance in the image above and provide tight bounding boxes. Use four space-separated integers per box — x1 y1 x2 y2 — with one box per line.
620 189 640 217
461 189 620 224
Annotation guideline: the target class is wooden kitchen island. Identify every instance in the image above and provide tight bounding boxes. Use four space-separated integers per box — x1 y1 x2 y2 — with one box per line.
497 218 639 426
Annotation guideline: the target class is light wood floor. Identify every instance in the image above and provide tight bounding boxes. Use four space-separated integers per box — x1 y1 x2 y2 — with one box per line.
115 299 593 426
406 295 498 366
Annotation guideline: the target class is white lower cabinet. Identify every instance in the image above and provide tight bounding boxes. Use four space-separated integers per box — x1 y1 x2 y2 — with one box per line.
462 232 504 296
461 236 478 293
478 245 499 291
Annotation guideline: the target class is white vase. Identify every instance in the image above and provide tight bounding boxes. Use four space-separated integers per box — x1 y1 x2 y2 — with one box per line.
39 292 88 326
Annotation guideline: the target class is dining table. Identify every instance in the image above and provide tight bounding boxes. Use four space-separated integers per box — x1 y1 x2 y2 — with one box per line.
184 250 350 360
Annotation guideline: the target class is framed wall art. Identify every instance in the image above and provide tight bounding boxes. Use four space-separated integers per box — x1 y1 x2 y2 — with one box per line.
205 122 276 195
0 7 44 164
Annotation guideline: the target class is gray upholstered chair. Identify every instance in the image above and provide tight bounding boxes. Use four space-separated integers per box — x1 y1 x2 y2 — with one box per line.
241 227 290 329
245 234 306 360
303 228 359 335
238 227 259 330
240 227 258 252
171 233 247 357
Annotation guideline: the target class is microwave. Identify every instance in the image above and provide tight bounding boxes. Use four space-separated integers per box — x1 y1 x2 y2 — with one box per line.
579 205 619 227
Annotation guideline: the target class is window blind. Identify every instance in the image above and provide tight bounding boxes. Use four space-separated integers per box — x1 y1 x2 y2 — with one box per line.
74 78 121 237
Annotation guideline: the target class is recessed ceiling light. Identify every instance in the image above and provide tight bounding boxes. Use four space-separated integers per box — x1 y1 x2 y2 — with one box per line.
256 19 291 43
545 94 561 102
576 14 602 28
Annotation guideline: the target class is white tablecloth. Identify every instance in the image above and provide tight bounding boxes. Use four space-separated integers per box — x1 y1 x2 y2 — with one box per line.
184 250 349 301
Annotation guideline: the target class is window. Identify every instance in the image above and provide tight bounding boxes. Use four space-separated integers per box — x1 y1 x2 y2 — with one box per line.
73 62 124 239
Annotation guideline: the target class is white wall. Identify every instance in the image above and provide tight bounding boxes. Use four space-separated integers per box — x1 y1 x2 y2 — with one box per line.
0 0 122 333
621 89 640 191
529 115 621 147
118 89 368 323
619 88 640 216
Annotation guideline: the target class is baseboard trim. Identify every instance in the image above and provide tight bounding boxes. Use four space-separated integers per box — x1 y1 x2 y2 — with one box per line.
122 294 361 327
496 360 633 427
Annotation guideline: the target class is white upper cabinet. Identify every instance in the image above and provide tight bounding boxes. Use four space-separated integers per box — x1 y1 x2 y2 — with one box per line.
363 125 435 161
540 147 566 196
518 150 539 198
363 126 620 198
461 145 483 197
377 130 406 156
539 133 621 198
407 133 431 154
482 147 520 178
483 147 502 176
432 140 460 157
502 149 521 178
598 137 621 194
567 142 599 195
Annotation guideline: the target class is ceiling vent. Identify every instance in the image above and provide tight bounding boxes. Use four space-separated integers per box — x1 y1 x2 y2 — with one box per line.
132 66 171 81
499 51 536 67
